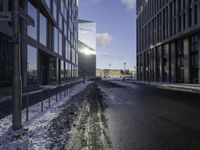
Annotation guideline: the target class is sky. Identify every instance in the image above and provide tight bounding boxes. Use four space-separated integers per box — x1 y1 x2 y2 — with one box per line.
78 0 137 70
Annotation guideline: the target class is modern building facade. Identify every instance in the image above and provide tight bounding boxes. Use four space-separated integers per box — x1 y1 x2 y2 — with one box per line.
78 20 96 78
137 0 200 84
0 0 79 88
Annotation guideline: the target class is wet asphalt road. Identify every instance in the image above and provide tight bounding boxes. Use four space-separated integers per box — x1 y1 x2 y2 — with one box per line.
98 80 200 150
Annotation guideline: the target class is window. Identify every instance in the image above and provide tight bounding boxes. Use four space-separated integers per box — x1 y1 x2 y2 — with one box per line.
45 0 51 9
190 35 199 84
72 48 75 64
0 33 13 86
39 13 47 46
156 47 161 81
176 40 184 83
60 60 65 81
28 2 37 40
49 58 57 83
59 13 62 29
59 32 62 56
53 0 57 21
65 40 68 59
54 27 58 53
27 45 38 82
65 62 69 80
76 52 78 65
68 43 71 60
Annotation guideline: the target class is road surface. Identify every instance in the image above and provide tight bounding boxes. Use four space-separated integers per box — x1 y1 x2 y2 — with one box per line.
98 80 200 150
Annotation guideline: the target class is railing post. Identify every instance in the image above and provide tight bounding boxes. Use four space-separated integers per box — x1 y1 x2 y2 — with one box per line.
48 89 51 107
64 85 66 97
60 86 62 100
41 91 44 112
26 95 29 121
56 89 58 102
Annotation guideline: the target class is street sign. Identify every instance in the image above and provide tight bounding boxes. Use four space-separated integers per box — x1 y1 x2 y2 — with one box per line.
0 12 11 21
19 8 35 27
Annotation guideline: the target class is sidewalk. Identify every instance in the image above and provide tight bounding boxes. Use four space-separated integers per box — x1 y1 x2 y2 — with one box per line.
126 80 200 94
0 81 91 150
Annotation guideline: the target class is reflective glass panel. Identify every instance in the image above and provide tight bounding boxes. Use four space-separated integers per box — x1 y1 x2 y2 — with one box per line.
54 27 58 53
28 2 37 40
39 13 47 46
27 45 38 81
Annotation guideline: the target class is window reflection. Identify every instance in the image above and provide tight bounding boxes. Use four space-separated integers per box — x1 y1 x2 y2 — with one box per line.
39 13 47 46
54 27 58 53
28 1 37 40
61 60 64 81
59 32 62 56
53 0 57 21
65 62 69 81
49 58 57 83
45 0 51 9
27 45 38 82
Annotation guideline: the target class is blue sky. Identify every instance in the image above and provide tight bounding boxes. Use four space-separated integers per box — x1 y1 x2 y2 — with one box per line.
79 0 137 70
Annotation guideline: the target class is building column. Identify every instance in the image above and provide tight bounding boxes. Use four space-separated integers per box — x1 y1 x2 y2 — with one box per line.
183 38 190 83
171 42 176 83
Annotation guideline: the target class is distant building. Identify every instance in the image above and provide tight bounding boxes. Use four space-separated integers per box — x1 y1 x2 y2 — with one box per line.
0 0 79 88
137 0 200 84
96 69 136 78
78 20 96 78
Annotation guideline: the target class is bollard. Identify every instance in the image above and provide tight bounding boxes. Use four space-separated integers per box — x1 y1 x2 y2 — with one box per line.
26 95 29 121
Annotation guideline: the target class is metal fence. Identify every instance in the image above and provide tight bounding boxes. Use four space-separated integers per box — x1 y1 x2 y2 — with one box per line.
20 80 83 122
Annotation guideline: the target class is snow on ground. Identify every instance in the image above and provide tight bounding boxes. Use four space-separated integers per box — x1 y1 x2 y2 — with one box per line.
0 82 91 150
109 80 200 93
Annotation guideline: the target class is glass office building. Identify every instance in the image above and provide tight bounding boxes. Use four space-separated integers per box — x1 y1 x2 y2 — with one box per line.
137 0 200 84
0 0 79 87
78 20 96 78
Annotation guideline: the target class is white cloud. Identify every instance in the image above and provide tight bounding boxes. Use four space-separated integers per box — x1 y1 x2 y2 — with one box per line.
96 33 112 48
120 0 136 10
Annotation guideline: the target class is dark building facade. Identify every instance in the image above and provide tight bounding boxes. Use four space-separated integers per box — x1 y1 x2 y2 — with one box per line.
0 0 79 88
137 0 200 84
78 20 96 78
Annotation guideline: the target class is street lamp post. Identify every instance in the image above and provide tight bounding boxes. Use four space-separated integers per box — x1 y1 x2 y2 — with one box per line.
124 62 126 80
12 0 22 130
109 64 111 78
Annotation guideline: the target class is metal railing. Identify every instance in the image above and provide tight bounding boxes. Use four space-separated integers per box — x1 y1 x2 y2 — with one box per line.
21 80 83 122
